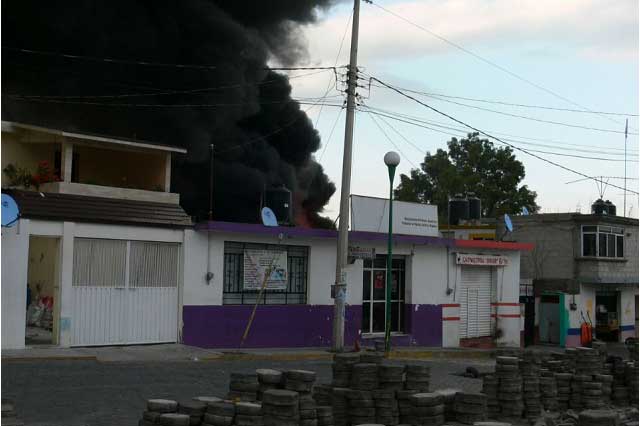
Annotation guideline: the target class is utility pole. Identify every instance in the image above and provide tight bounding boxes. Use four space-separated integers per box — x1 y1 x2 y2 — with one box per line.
333 0 361 352
209 143 214 220
624 119 628 217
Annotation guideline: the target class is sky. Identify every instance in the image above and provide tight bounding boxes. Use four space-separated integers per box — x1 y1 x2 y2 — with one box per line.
281 0 639 220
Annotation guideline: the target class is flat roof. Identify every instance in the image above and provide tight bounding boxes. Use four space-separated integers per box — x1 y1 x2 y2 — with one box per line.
196 221 533 251
2 121 187 154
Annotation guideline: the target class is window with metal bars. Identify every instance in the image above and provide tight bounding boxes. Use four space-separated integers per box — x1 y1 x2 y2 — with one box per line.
222 241 308 305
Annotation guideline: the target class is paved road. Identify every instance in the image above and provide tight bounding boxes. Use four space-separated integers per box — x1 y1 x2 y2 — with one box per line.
2 357 493 426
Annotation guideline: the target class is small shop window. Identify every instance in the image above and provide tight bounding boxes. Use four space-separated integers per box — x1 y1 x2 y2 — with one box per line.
222 242 308 305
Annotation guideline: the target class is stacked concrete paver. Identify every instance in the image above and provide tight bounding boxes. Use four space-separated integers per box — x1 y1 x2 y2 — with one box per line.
453 392 487 425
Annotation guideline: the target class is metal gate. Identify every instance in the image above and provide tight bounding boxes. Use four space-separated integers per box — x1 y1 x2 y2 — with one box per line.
459 266 494 338
71 238 179 346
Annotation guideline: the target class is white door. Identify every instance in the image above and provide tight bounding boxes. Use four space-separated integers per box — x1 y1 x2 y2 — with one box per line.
459 266 494 338
71 238 179 346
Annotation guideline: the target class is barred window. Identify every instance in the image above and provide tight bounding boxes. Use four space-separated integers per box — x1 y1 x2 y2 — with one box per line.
223 242 308 305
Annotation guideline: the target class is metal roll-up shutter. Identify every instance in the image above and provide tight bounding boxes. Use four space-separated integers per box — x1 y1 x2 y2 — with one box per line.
459 266 494 338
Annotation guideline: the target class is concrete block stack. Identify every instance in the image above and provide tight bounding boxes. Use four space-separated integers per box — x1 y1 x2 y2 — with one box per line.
580 381 604 410
575 347 601 376
405 364 430 392
229 373 259 402
591 341 608 364
350 363 379 390
409 392 445 426
396 390 418 424
372 389 399 425
330 387 349 426
299 396 318 426
434 389 460 422
256 369 283 401
315 405 334 426
177 400 207 426
555 373 573 411
346 390 376 425
332 353 360 387
157 413 191 426
594 374 613 405
565 348 578 372
578 409 620 426
520 355 542 422
539 376 558 412
570 374 591 410
360 351 385 364
481 375 500 418
378 363 405 391
140 399 178 426
495 356 523 419
453 392 487 425
312 384 333 407
284 370 316 398
625 362 639 406
262 389 299 426
234 402 263 426
1 399 23 426
204 401 235 426
628 339 639 362
612 359 630 407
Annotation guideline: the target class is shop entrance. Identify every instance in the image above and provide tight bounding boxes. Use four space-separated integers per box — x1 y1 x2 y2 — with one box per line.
595 291 620 342
25 236 61 346
361 255 405 335
539 294 560 344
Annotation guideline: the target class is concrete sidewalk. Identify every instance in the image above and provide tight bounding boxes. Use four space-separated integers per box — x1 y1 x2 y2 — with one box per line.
2 344 498 363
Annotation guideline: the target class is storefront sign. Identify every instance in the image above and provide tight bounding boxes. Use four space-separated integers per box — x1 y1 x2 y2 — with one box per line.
350 195 438 237
348 246 376 259
456 253 509 266
243 249 288 290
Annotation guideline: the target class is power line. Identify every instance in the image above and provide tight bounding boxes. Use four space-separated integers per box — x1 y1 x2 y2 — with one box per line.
366 110 417 168
4 69 335 99
361 107 637 163
319 105 346 162
369 81 637 135
369 84 638 117
365 0 634 131
366 77 640 195
362 104 639 157
2 46 343 71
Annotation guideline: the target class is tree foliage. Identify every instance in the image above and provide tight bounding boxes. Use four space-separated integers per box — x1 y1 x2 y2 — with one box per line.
394 133 539 218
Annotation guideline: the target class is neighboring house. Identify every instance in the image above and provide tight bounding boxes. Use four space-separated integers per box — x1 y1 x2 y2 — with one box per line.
1 121 192 349
508 208 639 347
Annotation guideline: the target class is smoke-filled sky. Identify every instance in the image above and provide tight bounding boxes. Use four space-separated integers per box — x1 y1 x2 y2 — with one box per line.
2 0 338 226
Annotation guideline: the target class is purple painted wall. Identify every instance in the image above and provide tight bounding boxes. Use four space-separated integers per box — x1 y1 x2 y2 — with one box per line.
182 303 442 349
183 304 362 348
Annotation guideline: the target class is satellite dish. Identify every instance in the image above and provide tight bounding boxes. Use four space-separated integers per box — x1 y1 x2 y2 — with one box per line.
261 207 278 227
522 206 529 216
504 213 513 233
1 194 20 227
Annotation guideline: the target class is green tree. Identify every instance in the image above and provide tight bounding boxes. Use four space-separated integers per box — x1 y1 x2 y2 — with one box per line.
394 133 539 219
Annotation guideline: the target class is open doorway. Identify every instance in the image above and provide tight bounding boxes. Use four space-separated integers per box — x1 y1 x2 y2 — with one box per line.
595 291 620 342
539 294 560 344
25 236 60 346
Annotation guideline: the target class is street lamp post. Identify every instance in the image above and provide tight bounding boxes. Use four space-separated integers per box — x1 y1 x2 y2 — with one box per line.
383 151 400 355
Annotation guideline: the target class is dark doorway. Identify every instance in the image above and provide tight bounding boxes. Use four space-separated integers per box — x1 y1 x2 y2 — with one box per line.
521 295 535 346
595 291 620 342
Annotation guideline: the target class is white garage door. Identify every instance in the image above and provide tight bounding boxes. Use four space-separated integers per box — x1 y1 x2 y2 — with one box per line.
71 238 179 346
459 266 494 338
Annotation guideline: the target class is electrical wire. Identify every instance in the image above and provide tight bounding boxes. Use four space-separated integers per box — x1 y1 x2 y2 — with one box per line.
366 110 417 168
2 46 343 71
319 105 346 162
365 0 634 131
4 69 335 99
365 78 640 194
362 104 639 157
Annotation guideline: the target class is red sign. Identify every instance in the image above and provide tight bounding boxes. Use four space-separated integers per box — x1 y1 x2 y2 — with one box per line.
456 254 509 266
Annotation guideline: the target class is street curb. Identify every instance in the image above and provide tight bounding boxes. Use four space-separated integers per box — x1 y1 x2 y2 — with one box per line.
1 355 97 362
202 350 494 362
390 350 493 360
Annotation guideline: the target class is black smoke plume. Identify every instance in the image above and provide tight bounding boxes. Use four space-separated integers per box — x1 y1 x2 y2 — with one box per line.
2 0 337 227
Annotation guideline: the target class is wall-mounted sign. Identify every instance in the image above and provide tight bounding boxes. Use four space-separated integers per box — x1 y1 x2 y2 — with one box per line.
243 249 288 290
350 194 438 237
456 253 509 266
348 246 376 259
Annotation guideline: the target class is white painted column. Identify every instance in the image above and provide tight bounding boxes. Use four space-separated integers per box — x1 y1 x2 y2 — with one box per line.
164 152 172 192
58 221 75 346
61 142 73 183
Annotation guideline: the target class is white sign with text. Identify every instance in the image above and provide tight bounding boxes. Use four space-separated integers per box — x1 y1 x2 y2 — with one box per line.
456 253 509 266
350 194 439 237
243 249 288 290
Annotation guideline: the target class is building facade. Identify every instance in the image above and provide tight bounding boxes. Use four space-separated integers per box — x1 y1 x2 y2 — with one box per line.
509 213 639 347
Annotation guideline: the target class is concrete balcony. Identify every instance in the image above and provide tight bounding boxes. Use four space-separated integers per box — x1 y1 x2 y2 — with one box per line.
39 181 180 204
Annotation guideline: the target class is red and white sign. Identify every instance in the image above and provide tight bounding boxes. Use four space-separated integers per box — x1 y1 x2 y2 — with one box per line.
456 253 509 266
